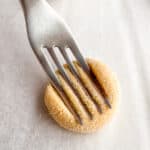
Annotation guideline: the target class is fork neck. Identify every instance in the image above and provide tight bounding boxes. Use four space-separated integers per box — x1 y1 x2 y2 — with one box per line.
20 0 44 13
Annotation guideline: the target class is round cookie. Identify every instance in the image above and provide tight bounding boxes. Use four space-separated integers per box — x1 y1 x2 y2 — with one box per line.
44 58 119 133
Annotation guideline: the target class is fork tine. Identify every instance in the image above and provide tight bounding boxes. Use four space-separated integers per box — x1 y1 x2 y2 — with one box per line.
37 49 83 124
69 40 90 74
35 49 61 89
53 85 83 125
60 48 102 113
47 46 93 119
60 48 79 77
47 47 70 84
88 69 112 108
69 41 111 108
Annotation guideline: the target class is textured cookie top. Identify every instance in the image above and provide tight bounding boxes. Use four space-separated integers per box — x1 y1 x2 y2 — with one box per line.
44 58 119 133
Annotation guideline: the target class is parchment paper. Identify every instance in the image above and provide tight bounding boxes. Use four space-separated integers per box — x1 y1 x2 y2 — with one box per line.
0 0 150 149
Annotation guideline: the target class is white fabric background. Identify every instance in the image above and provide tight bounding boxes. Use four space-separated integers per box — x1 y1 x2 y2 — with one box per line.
0 0 150 149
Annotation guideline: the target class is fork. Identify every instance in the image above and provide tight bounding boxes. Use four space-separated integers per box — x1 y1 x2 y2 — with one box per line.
20 0 111 124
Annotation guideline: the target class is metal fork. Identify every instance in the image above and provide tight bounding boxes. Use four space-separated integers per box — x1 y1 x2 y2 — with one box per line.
20 0 111 124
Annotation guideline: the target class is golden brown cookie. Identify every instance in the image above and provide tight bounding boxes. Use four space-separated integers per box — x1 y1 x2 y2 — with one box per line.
44 58 119 133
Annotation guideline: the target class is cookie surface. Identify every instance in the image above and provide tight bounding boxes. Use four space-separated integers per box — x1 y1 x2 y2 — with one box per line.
44 58 119 133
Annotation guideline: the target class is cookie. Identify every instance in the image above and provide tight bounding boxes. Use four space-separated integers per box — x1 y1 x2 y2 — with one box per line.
44 58 119 133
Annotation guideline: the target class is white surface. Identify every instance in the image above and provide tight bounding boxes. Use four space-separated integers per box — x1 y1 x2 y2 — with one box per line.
0 0 150 150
